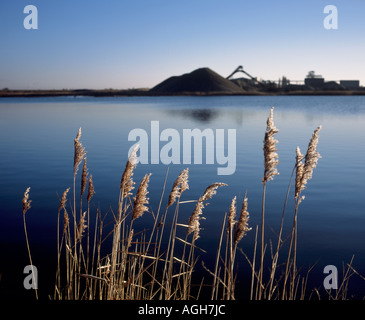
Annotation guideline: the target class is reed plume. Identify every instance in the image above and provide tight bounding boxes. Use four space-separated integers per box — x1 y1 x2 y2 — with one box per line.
77 211 87 240
263 107 279 184
63 211 70 234
167 168 189 208
200 182 227 202
74 128 87 178
188 182 227 241
132 173 151 221
81 158 88 197
234 195 251 246
227 196 237 233
59 187 70 211
120 144 139 199
127 229 134 249
298 126 322 197
187 202 204 241
22 187 32 214
87 174 95 204
294 147 305 202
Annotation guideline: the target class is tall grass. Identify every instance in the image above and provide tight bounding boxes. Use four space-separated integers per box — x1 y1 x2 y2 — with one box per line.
21 108 363 300
22 187 38 300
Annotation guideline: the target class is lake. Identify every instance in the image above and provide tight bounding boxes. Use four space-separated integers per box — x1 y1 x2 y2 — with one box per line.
0 95 364 299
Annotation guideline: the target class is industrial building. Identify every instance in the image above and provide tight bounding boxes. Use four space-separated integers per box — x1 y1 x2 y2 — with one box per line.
304 71 325 89
227 67 362 92
340 80 360 90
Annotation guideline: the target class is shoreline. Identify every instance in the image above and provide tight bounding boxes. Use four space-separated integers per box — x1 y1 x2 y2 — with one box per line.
1 89 365 98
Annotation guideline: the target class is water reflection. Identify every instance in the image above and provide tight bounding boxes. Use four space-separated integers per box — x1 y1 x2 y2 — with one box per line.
167 108 218 122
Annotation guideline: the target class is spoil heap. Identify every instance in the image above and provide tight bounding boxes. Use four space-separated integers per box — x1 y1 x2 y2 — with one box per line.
150 67 245 95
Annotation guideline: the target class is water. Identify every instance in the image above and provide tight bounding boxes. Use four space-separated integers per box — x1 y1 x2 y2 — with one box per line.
0 95 365 299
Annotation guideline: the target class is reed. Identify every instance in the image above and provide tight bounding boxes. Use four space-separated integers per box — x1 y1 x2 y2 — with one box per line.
132 173 151 222
259 106 279 299
282 126 322 300
187 182 227 242
22 187 38 300
21 110 364 301
55 187 70 299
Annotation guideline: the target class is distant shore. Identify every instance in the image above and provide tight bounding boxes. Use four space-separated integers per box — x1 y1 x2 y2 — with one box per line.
1 88 365 97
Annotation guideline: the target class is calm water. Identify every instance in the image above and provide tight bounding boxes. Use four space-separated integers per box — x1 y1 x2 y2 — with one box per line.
1 95 365 299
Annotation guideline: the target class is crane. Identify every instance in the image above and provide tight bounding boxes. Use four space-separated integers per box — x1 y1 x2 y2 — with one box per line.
226 65 263 86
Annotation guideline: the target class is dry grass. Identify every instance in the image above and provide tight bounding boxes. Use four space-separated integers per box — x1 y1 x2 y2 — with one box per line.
21 109 363 300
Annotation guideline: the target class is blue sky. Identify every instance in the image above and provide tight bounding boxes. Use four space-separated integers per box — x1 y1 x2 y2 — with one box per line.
1 0 364 89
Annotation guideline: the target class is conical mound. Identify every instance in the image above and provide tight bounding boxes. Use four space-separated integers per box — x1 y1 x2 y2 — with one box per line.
150 68 245 94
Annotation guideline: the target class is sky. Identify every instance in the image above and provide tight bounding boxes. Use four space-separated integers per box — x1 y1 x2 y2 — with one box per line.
0 0 365 89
